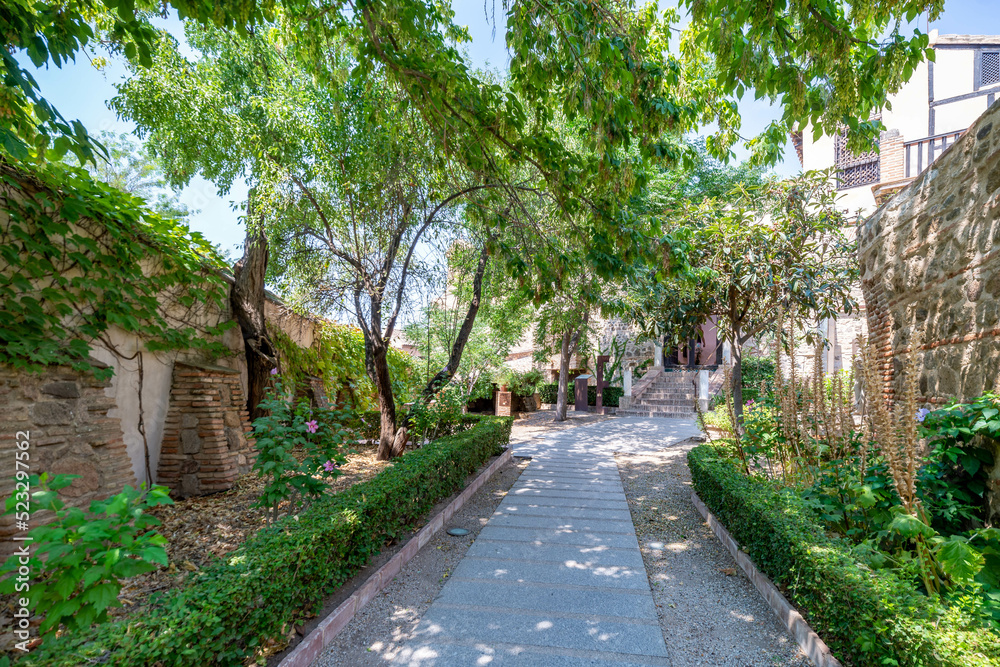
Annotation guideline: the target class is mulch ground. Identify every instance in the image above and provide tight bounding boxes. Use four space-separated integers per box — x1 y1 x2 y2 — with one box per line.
111 442 390 616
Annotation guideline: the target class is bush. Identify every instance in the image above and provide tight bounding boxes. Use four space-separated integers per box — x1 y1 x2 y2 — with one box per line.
1 477 172 638
251 379 350 523
24 417 513 666
538 383 561 404
537 384 623 407
688 444 1000 667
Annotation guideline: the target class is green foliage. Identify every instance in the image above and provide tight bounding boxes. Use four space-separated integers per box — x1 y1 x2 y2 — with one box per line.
681 0 941 164
407 382 471 442
508 369 543 397
270 323 418 411
740 356 776 399
536 383 624 407
689 444 1000 666
250 379 350 523
67 131 196 222
22 416 512 666
539 383 560 405
0 157 234 379
0 474 172 637
920 393 999 530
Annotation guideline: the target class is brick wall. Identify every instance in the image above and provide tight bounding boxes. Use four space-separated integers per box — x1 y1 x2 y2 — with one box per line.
0 362 135 554
157 362 256 498
879 129 906 183
859 98 1000 519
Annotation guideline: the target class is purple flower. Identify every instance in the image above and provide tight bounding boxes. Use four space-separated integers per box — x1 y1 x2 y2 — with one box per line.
306 420 319 433
323 460 338 472
270 367 278 375
915 408 930 423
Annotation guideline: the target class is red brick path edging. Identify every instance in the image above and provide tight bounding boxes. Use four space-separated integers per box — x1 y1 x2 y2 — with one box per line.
691 492 842 667
278 447 514 667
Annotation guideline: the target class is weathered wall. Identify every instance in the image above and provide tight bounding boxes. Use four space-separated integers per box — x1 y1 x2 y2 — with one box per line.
0 362 136 553
859 98 1000 519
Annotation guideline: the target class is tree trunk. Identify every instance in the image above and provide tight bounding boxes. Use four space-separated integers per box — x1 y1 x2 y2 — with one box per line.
555 331 572 422
731 335 745 428
407 244 489 424
231 228 276 421
554 320 585 422
364 337 399 460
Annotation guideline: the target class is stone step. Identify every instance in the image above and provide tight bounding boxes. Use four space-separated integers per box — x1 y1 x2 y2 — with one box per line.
617 409 696 419
635 399 695 408
640 391 696 398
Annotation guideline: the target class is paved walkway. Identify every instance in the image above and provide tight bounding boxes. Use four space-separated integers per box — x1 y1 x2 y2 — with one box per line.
392 417 702 666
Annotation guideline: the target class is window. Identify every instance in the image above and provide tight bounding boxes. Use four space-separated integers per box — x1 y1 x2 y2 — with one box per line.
983 51 1000 87
835 132 880 189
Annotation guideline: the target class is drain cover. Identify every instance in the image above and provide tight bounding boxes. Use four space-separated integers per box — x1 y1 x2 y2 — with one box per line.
446 528 470 536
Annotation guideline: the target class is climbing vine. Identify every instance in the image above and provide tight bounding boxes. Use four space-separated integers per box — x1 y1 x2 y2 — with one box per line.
270 322 418 410
0 156 235 379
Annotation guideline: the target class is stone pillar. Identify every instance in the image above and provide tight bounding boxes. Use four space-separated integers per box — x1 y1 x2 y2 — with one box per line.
653 341 663 368
698 369 710 412
623 367 633 397
495 390 512 417
722 341 732 365
574 374 591 413
879 129 905 183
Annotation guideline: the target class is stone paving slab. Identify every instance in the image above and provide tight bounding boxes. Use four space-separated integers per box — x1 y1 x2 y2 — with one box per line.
494 504 634 521
408 607 668 657
492 495 629 510
392 640 672 666
506 488 628 501
487 513 636 533
475 525 639 548
451 556 648 589
435 580 657 618
465 539 647 569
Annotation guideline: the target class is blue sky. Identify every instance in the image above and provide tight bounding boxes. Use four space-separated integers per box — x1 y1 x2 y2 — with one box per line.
23 0 1000 257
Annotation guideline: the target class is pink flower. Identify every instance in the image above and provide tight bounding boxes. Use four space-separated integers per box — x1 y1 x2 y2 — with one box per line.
306 420 319 433
323 460 338 472
270 368 278 375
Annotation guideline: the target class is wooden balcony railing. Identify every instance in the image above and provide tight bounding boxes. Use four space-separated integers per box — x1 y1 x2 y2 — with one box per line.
904 130 965 178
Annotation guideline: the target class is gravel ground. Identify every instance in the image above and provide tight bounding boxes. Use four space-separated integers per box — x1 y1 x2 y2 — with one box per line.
312 456 530 666
616 439 811 667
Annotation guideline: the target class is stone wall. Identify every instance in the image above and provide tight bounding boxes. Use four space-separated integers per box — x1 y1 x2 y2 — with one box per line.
157 362 256 498
0 362 136 553
859 98 1000 519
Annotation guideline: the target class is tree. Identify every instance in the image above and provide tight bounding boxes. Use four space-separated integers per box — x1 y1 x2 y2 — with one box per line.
644 171 860 424
68 131 195 221
404 244 534 402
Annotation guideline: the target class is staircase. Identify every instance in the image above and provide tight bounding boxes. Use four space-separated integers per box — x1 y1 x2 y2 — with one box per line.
617 369 698 419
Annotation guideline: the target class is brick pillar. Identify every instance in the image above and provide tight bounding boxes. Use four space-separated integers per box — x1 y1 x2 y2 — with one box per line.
880 129 905 183
158 362 256 498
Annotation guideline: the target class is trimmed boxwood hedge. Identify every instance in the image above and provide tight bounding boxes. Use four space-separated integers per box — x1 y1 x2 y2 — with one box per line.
688 444 1000 667
26 416 512 666
538 383 624 408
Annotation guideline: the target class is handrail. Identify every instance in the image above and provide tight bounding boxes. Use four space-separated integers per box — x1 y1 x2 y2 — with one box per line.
903 130 965 178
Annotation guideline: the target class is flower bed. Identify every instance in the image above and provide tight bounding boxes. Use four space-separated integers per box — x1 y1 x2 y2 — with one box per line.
688 443 1000 667
24 416 512 666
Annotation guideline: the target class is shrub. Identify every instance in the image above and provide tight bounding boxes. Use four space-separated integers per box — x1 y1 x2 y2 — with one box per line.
1 476 172 638
741 355 775 395
538 383 562 404
251 379 350 523
23 417 512 666
688 444 1000 667
536 384 623 407
509 369 543 397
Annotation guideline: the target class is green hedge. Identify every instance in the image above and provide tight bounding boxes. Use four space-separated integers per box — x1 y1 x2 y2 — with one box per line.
26 417 512 666
688 444 1000 667
538 384 624 408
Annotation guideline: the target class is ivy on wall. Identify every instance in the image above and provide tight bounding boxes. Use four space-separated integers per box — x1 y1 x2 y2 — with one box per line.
271 322 418 410
0 157 235 379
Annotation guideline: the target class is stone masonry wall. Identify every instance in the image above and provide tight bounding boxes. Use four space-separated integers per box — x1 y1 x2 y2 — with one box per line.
858 98 1000 519
0 362 136 555
157 362 256 498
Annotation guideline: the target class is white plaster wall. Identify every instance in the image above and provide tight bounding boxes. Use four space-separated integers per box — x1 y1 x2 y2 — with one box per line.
883 59 930 140
934 49 976 102
937 97 995 134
